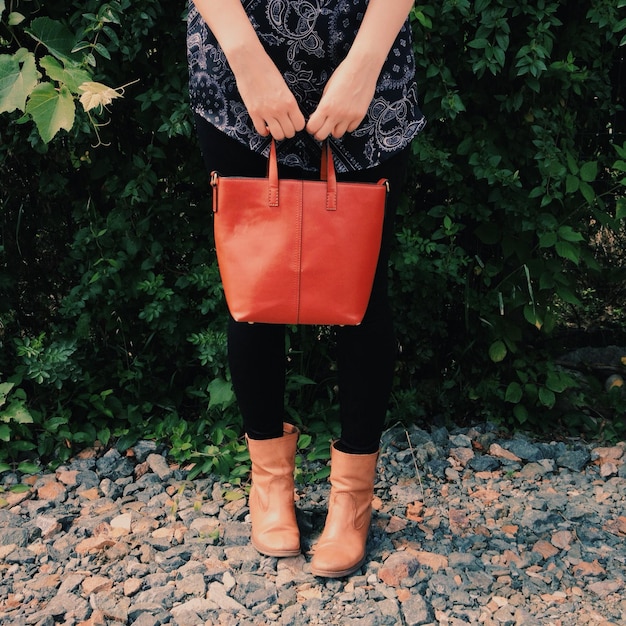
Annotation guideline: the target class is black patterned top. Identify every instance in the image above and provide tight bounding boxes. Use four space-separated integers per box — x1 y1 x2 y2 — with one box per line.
187 0 426 172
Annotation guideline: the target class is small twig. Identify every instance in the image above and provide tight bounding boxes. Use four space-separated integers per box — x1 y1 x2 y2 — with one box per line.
405 428 426 503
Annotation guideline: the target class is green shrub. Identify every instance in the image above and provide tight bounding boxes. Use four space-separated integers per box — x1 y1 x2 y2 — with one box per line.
0 0 624 474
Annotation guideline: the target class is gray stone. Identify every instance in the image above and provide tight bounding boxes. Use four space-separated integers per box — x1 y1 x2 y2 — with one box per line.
233 572 277 608
170 598 218 625
448 552 479 569
134 585 178 607
91 592 131 622
130 614 162 626
504 439 543 461
428 573 459 597
207 582 248 613
400 594 433 626
222 522 252 547
100 477 124 499
468 455 501 472
96 448 134 480
281 603 306 626
40 592 83 617
430 426 450 448
176 572 207 597
556 448 590 472
133 440 159 462
0 527 29 547
75 469 100 490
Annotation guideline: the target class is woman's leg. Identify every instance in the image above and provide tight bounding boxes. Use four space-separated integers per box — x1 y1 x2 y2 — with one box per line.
311 148 411 577
195 117 300 556
194 116 286 439
334 148 411 453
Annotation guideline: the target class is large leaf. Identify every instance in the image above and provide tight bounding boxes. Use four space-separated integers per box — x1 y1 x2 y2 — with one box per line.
0 49 39 113
26 17 78 64
0 402 33 424
40 56 91 94
24 82 75 143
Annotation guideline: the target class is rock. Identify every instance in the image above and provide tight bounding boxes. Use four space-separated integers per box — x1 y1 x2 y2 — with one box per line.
378 552 420 587
505 439 544 461
146 454 174 481
468 455 501 472
489 443 522 462
96 449 134 481
90 592 131 622
0 527 29 547
132 441 159 463
400 594 433 626
556 449 591 472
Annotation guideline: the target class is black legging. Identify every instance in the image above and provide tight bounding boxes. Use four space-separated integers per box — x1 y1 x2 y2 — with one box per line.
195 116 410 453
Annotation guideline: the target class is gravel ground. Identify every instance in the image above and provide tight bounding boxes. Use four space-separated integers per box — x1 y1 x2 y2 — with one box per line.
1 422 625 626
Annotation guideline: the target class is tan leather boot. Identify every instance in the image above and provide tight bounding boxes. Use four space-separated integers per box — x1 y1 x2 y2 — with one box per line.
310 444 378 577
246 423 301 557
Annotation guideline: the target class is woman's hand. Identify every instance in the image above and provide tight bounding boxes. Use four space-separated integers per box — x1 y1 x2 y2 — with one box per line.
306 0 415 141
232 53 306 141
306 57 378 141
191 0 305 140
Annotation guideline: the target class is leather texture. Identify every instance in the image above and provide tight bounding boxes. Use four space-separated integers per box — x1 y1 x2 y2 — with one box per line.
246 423 301 557
310 444 378 578
211 140 388 325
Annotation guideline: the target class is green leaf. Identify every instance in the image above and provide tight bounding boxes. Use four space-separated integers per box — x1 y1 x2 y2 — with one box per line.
523 304 542 329
1 402 33 424
565 174 579 194
207 377 234 410
0 0 5 16
555 241 580 264
557 226 584 242
24 82 75 143
538 231 557 248
40 56 92 94
0 382 14 406
0 49 39 113
556 287 582 306
468 38 489 49
538 387 556 408
513 404 528 424
489 340 507 363
579 181 595 204
616 197 626 220
505 382 523 403
0 463 12 474
579 161 598 183
0 424 10 442
223 489 245 501
8 12 25 26
9 484 31 494
412 10 433 29
298 434 312 449
26 17 78 64
16 462 40 475
546 372 568 393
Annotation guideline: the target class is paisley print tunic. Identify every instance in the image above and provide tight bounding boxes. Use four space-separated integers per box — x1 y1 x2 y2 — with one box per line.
187 0 426 172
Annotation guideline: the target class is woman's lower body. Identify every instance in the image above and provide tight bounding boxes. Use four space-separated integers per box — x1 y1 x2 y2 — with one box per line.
195 116 410 576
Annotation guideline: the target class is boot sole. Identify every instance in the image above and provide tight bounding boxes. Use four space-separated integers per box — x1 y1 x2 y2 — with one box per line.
310 556 365 578
252 541 301 558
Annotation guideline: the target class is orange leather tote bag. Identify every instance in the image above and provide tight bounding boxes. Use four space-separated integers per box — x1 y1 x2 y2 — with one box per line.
210 139 388 325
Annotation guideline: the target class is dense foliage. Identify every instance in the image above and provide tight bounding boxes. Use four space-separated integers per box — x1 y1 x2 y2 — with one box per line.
1 0 625 477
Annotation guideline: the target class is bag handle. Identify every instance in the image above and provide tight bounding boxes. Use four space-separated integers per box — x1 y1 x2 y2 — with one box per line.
268 139 337 211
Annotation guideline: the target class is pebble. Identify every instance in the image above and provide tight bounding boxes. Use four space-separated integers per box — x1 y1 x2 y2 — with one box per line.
1 424 625 625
